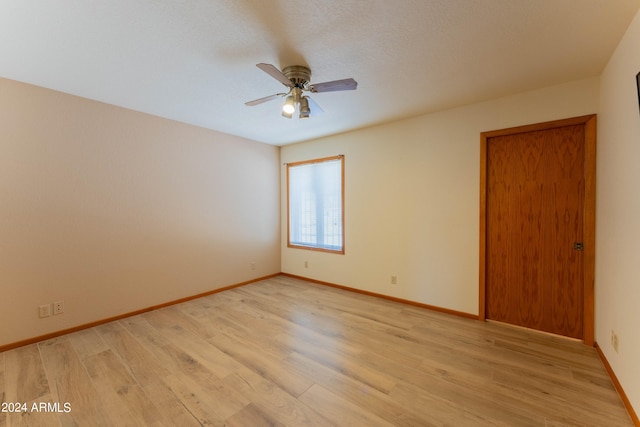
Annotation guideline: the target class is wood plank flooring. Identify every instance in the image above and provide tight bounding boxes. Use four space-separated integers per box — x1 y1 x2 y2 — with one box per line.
0 275 632 426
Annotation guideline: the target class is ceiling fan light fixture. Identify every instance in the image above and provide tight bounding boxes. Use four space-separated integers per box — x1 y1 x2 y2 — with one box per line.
282 96 295 115
299 97 310 119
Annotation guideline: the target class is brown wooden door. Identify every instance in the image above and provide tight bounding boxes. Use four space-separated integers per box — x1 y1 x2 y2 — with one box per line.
484 122 587 339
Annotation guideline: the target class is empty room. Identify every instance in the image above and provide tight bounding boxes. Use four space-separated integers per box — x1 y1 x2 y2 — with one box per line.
1 1 639 425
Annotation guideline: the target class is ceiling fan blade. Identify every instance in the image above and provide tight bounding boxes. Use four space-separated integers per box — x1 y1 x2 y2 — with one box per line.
310 78 357 93
256 63 293 87
245 93 285 106
307 96 324 116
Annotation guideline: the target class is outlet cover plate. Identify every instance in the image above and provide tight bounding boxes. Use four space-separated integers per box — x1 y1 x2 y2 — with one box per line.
53 301 64 315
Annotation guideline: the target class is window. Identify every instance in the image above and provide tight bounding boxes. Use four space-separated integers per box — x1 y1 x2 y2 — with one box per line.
287 155 344 253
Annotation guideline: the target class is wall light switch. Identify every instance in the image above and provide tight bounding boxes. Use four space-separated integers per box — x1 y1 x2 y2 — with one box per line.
39 304 51 318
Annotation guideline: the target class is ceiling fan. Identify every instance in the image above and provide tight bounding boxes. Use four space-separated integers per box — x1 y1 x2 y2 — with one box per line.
245 63 357 119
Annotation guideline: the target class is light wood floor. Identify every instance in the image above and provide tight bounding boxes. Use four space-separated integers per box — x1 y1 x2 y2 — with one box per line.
0 275 632 426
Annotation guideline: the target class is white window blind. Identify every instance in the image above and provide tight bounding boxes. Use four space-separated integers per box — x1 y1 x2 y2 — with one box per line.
287 156 344 253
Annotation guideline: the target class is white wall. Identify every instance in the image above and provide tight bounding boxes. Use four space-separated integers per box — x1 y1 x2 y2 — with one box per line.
0 78 281 347
597 8 640 416
281 77 599 316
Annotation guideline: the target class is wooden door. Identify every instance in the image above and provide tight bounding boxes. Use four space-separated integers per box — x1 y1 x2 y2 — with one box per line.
479 116 596 342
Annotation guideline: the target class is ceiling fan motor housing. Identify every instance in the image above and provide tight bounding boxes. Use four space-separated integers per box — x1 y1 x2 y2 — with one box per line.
282 65 311 88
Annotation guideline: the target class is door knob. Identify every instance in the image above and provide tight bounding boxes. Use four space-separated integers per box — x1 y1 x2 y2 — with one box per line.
573 242 584 251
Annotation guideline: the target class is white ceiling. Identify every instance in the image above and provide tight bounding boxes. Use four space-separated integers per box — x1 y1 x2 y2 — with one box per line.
1 1 639 146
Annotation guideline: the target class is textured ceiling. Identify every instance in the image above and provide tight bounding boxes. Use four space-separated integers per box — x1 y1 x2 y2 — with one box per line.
1 0 639 146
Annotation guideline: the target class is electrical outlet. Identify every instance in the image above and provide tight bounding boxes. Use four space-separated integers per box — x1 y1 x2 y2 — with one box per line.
304 261 308 268
250 261 256 270
391 275 397 285
39 304 51 318
611 330 619 353
53 301 64 315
